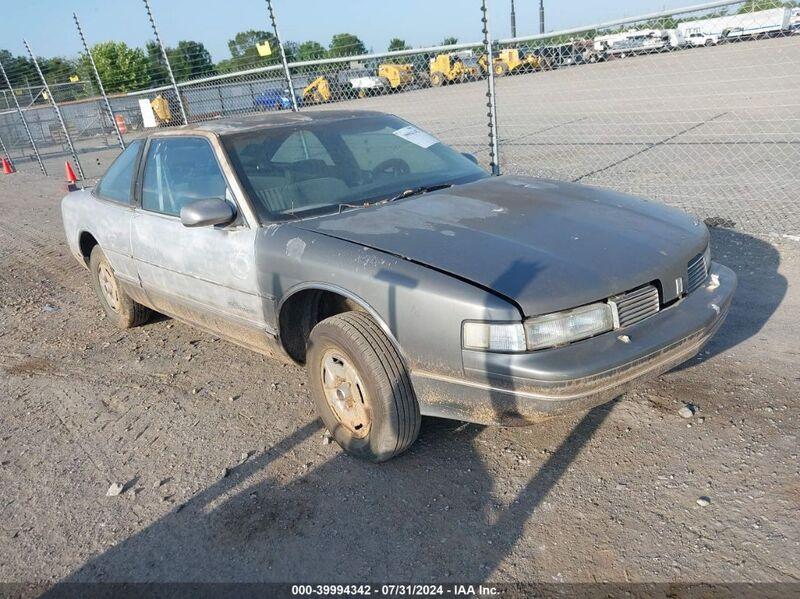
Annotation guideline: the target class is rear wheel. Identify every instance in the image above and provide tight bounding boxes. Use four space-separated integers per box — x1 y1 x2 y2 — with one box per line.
307 312 420 462
430 71 445 86
89 245 150 329
494 62 509 77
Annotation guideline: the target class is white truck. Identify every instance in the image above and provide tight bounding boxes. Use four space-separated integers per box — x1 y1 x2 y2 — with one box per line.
677 7 792 43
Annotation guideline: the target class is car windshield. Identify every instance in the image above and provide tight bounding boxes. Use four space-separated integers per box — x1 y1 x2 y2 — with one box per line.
221 114 488 222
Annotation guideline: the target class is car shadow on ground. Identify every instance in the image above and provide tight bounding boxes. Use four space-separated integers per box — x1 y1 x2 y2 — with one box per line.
44 227 783 586
44 405 614 586
673 226 786 371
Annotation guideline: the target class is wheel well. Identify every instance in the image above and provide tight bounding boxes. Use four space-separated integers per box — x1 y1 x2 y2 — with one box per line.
279 289 366 363
78 232 98 266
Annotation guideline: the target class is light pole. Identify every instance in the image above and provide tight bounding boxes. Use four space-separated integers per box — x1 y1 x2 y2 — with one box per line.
511 0 517 37
539 0 545 34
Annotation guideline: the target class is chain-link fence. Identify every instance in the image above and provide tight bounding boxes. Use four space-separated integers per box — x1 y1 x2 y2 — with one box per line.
0 0 798 234
492 1 800 235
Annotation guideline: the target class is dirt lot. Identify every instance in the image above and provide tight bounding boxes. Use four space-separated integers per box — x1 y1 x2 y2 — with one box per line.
0 171 798 585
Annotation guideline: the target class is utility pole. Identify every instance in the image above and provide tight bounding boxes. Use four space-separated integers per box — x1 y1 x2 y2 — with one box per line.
539 0 545 34
510 0 517 37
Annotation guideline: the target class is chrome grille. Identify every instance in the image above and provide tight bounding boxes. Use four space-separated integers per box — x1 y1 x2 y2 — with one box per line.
687 251 709 294
609 284 660 328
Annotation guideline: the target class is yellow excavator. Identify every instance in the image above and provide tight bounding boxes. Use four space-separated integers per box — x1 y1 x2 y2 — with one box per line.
302 76 331 104
429 51 483 86
378 63 415 90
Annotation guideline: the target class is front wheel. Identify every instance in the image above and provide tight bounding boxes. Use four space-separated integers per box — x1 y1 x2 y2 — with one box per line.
89 245 151 329
307 312 420 462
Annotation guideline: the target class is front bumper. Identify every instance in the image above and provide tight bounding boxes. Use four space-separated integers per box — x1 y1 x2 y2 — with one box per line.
412 262 736 425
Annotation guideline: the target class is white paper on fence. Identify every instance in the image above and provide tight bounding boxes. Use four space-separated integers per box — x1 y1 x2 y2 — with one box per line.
392 125 439 149
139 99 158 129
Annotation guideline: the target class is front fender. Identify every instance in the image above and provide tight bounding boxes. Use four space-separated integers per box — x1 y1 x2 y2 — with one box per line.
256 224 521 378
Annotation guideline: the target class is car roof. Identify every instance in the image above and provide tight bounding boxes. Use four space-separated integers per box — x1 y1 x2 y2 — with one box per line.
166 110 387 137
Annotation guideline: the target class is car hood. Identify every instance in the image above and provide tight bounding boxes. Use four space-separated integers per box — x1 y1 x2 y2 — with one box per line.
292 176 708 316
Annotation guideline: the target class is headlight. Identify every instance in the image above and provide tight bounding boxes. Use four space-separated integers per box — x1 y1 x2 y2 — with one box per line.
462 322 526 352
524 302 614 350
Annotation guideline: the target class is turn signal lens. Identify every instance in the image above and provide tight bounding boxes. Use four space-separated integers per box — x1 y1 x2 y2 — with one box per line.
462 322 526 352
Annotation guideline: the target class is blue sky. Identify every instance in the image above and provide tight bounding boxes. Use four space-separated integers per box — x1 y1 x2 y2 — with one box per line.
2 0 693 60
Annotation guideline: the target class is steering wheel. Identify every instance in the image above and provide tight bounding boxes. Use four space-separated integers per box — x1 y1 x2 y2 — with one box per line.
371 158 410 178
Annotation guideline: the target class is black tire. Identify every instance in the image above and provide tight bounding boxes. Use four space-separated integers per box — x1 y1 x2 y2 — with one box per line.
307 312 420 462
89 245 151 329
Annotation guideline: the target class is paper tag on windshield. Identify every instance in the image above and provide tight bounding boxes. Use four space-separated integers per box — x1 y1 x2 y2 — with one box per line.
392 125 439 148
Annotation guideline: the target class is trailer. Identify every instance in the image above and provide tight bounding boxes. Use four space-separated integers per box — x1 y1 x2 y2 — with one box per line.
677 7 792 42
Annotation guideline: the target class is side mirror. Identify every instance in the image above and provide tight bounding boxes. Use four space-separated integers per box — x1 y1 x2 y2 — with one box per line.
180 198 236 228
461 152 479 165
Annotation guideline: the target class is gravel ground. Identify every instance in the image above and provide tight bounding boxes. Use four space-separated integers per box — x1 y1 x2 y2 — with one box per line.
0 169 798 585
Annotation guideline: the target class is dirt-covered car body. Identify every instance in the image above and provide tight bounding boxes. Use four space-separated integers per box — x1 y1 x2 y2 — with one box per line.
62 111 736 430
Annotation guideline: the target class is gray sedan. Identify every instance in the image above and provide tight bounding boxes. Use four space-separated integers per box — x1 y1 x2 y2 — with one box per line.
61 110 736 462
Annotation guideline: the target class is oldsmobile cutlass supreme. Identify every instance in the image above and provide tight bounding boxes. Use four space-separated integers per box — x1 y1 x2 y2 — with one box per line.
62 111 736 462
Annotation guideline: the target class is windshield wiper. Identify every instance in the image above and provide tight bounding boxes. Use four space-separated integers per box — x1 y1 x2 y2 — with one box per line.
383 183 453 204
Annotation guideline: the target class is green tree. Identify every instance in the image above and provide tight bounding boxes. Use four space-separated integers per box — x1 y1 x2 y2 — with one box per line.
388 38 410 52
145 40 170 87
79 42 149 93
168 40 215 81
227 30 280 69
442 36 458 45
328 33 367 58
297 40 327 61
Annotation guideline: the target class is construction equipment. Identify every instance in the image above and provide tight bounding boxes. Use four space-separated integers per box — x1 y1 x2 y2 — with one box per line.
486 48 542 76
429 51 483 86
303 76 331 104
378 63 415 89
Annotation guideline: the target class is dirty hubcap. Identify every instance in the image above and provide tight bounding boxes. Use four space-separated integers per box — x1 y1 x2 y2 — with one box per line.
98 261 121 313
320 350 371 438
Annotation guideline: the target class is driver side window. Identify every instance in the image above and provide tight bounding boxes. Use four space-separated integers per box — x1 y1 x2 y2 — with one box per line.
141 137 229 216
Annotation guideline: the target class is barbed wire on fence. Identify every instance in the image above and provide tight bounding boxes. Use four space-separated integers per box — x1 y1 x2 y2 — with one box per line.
0 0 798 235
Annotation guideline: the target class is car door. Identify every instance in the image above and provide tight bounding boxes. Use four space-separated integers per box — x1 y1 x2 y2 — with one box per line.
130 135 269 349
88 139 144 285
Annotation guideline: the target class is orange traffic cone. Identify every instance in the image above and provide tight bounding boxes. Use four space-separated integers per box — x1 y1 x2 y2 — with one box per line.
65 161 78 191
1 157 14 174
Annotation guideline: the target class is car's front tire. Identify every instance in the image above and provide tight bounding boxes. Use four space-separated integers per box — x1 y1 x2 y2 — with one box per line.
89 245 151 329
307 312 420 462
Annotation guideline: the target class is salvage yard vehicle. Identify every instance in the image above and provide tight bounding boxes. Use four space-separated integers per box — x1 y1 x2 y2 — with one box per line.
302 76 331 104
378 63 415 89
336 68 390 98
61 110 736 462
484 48 541 76
429 51 483 86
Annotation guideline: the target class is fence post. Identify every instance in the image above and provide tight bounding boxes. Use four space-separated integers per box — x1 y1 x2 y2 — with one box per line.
74 12 125 150
266 0 299 112
481 0 501 176
0 58 47 176
23 39 85 179
141 0 188 125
